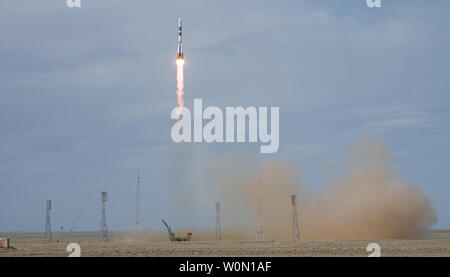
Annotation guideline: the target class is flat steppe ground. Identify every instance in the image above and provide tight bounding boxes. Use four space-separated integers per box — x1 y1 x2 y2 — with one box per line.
1 230 449 257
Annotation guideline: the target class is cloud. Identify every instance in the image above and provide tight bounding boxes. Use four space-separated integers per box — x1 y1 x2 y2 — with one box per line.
366 115 439 130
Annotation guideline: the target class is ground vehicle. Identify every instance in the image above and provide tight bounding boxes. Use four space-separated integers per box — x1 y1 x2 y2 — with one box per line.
161 218 192 241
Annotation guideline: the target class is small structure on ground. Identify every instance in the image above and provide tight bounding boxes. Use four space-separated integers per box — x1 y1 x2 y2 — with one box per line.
0 237 10 248
161 218 192 241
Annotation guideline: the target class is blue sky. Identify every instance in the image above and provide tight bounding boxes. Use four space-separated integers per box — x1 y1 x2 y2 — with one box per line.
0 0 449 232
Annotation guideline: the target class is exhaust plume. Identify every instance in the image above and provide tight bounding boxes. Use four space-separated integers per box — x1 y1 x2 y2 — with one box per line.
176 58 184 114
201 135 437 240
300 135 438 239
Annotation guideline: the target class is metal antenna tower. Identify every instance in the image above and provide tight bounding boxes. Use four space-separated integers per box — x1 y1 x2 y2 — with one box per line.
135 169 142 235
99 191 109 242
44 200 52 242
256 174 264 241
215 202 222 241
60 226 64 242
291 194 300 241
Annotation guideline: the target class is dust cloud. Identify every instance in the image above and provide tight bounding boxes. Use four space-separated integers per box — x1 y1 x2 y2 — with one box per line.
204 135 437 240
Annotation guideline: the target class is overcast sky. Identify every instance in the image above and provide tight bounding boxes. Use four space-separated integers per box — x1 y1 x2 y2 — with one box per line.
1 0 449 232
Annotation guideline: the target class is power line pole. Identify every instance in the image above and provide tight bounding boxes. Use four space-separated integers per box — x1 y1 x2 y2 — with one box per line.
99 191 109 242
215 202 222 241
256 175 264 241
44 200 52 242
291 194 300 241
135 170 142 235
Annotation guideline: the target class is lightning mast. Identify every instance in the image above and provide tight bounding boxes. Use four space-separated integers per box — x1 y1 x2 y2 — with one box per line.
135 170 142 235
256 174 264 241
291 194 300 241
215 202 222 241
44 200 52 242
99 191 109 242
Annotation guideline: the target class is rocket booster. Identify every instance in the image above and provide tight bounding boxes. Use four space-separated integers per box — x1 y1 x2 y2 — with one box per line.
177 18 183 59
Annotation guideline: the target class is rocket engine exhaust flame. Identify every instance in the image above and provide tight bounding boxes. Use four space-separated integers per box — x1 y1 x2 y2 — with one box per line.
176 18 184 115
176 58 184 114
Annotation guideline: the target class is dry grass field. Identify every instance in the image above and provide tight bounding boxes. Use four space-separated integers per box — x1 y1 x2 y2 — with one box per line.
1 230 449 257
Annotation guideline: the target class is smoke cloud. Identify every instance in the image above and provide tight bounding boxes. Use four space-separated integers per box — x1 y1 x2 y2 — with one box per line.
300 135 437 239
168 135 437 240
205 135 437 240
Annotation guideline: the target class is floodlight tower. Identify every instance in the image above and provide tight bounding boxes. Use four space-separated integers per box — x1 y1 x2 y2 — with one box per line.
256 176 264 241
99 192 109 242
44 200 52 242
291 194 300 241
135 170 142 235
215 202 222 241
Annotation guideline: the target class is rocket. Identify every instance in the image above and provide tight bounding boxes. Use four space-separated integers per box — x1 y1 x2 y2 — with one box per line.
177 18 183 59
175 17 184 111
